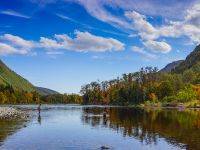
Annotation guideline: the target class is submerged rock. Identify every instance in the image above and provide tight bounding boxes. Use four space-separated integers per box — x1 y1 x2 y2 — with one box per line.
0 107 28 119
100 146 110 149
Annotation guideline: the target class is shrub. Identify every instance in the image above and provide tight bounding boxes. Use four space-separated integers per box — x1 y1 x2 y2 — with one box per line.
176 85 196 102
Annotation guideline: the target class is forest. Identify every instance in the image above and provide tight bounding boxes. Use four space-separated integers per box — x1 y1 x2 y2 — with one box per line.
0 85 81 104
0 65 200 106
80 65 200 107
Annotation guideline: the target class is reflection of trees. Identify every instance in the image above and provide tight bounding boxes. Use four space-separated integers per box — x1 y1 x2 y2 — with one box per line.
0 119 28 146
81 107 109 128
82 107 200 150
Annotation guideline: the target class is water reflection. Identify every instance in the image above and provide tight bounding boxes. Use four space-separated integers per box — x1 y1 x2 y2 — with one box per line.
82 107 200 150
37 104 42 125
37 112 42 125
0 118 28 146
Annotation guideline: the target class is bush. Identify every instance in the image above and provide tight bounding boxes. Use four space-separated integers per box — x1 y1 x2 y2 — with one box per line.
163 95 177 102
175 85 196 102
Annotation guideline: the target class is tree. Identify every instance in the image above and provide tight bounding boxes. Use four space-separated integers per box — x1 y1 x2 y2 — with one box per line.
183 70 196 84
158 81 174 100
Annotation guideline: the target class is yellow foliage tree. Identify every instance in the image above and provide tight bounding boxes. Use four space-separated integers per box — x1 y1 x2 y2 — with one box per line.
148 93 158 102
192 84 200 100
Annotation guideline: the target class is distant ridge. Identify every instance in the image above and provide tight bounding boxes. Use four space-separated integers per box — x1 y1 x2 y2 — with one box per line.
172 45 200 73
35 87 59 95
160 60 184 73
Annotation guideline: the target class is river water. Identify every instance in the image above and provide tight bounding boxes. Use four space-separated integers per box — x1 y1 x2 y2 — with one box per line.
0 105 200 150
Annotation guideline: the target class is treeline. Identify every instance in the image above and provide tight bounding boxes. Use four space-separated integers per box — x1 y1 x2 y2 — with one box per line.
0 85 40 104
40 94 82 104
0 85 82 104
80 66 200 106
1 65 200 105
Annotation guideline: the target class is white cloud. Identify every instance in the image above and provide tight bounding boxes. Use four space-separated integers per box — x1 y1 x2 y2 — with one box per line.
185 4 200 26
29 0 200 47
131 46 144 53
0 43 17 55
125 11 157 40
67 0 197 29
1 34 36 49
143 40 171 53
0 34 36 55
126 4 200 44
0 31 124 55
41 31 124 52
98 0 196 19
131 46 156 59
64 1 200 48
46 51 64 55
40 37 62 49
70 0 132 30
55 14 78 23
0 10 30 19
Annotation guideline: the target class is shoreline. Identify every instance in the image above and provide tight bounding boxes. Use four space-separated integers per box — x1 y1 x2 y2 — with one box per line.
0 107 28 119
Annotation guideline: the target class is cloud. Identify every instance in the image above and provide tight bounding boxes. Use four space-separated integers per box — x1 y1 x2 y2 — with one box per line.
28 0 200 45
1 34 36 49
143 40 171 53
41 31 124 52
131 46 144 53
96 0 196 19
125 11 157 40
0 34 37 55
55 14 78 23
126 4 200 44
46 51 64 55
67 0 197 28
131 46 156 59
73 0 132 30
0 31 124 55
64 0 200 48
0 43 17 55
56 13 128 37
0 10 30 19
31 0 197 20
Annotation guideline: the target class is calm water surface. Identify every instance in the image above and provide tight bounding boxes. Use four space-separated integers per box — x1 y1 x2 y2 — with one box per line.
0 105 200 150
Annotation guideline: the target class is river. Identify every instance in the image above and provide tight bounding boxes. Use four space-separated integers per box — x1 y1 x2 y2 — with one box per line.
0 105 199 150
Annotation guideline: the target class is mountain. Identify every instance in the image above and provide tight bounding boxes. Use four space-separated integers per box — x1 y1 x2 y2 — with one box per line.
35 87 59 95
172 45 200 73
0 60 35 91
0 60 59 95
160 60 184 73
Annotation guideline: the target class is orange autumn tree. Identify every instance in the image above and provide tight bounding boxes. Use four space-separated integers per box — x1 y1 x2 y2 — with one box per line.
148 93 158 102
192 84 200 100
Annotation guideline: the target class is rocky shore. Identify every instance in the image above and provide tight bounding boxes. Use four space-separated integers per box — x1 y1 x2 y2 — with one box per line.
0 107 28 119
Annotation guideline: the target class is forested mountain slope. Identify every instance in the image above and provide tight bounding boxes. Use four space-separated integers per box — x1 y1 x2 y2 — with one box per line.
0 60 35 92
173 45 200 73
160 60 183 73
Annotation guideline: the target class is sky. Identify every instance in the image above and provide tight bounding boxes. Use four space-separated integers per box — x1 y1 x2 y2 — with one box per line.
0 0 200 93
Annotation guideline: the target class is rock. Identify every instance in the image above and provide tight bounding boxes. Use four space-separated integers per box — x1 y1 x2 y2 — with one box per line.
100 146 110 149
0 107 28 119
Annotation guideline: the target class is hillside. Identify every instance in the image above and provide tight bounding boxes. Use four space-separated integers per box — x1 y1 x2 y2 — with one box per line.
0 60 35 92
160 60 183 73
0 60 59 95
172 45 200 73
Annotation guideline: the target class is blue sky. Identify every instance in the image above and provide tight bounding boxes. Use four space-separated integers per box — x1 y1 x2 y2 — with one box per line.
0 0 199 93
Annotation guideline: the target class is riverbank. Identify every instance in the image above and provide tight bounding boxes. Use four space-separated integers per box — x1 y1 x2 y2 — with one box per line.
0 107 28 119
137 100 200 109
